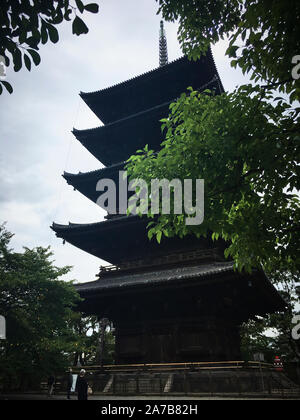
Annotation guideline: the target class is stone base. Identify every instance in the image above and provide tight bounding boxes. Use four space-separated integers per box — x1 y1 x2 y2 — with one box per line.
76 369 299 396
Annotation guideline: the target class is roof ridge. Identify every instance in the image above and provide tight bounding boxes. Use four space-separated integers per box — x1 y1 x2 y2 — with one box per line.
80 55 186 98
79 49 224 100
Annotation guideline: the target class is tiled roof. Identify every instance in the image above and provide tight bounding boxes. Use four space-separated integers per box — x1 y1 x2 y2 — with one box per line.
76 262 235 293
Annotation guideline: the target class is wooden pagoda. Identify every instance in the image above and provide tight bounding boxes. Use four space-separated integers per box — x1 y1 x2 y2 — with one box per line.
52 47 285 367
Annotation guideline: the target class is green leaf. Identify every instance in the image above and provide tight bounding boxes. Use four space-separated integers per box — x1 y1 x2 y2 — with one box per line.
226 45 239 58
52 8 64 25
156 231 162 244
147 221 155 229
148 228 155 240
1 81 13 94
230 59 238 68
64 9 73 21
19 27 28 45
47 24 59 44
75 0 85 13
26 36 39 49
24 54 31 71
13 48 22 72
72 16 89 36
41 22 48 44
27 49 41 66
84 3 99 13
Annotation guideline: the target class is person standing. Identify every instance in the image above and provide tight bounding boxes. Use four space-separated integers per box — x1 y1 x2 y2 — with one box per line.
67 368 73 400
76 369 88 401
47 374 55 397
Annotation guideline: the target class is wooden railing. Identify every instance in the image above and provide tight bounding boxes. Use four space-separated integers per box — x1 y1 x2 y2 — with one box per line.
98 248 224 276
72 360 274 374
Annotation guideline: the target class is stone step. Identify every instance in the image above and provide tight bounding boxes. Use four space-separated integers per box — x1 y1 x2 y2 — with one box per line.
103 375 114 393
164 374 174 393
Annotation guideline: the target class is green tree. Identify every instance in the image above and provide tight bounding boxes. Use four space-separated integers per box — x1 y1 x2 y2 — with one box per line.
72 315 99 367
0 0 99 95
126 86 300 272
126 1 300 273
241 271 300 363
72 316 115 366
267 271 300 362
241 318 276 363
0 223 82 391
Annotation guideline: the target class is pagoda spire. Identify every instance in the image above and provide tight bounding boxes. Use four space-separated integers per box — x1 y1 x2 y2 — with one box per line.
159 20 168 67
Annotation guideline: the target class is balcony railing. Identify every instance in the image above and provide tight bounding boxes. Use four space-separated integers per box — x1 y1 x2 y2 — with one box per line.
98 248 224 276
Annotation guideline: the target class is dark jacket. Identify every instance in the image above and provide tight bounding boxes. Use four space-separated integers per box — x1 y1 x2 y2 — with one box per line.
67 373 73 388
76 375 88 400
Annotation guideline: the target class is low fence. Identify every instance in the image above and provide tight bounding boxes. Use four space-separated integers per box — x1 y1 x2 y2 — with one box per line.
66 361 300 397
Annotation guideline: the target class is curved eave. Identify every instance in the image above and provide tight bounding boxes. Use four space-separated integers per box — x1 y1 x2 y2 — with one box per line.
76 262 236 294
63 162 126 208
80 50 224 124
51 216 145 264
72 102 170 166
51 219 286 316
52 215 136 236
63 162 124 184
76 264 286 318
51 217 218 265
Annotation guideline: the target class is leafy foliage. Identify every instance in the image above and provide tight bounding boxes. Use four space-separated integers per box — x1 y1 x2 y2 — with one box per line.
72 316 115 366
156 0 300 101
0 0 99 94
0 223 82 391
241 318 276 363
126 87 300 273
241 271 300 363
125 1 300 273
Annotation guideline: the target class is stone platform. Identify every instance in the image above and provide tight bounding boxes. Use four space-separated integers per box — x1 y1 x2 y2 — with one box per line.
67 362 300 397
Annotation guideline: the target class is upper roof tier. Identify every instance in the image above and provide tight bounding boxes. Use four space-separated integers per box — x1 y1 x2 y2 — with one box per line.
80 50 224 125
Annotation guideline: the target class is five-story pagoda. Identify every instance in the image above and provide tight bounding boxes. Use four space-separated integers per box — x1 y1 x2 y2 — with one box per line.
52 23 285 366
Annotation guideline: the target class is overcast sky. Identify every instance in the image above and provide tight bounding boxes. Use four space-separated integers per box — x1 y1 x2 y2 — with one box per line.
0 0 250 284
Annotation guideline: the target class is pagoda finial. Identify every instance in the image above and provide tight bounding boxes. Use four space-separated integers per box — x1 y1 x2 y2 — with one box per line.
159 20 168 67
